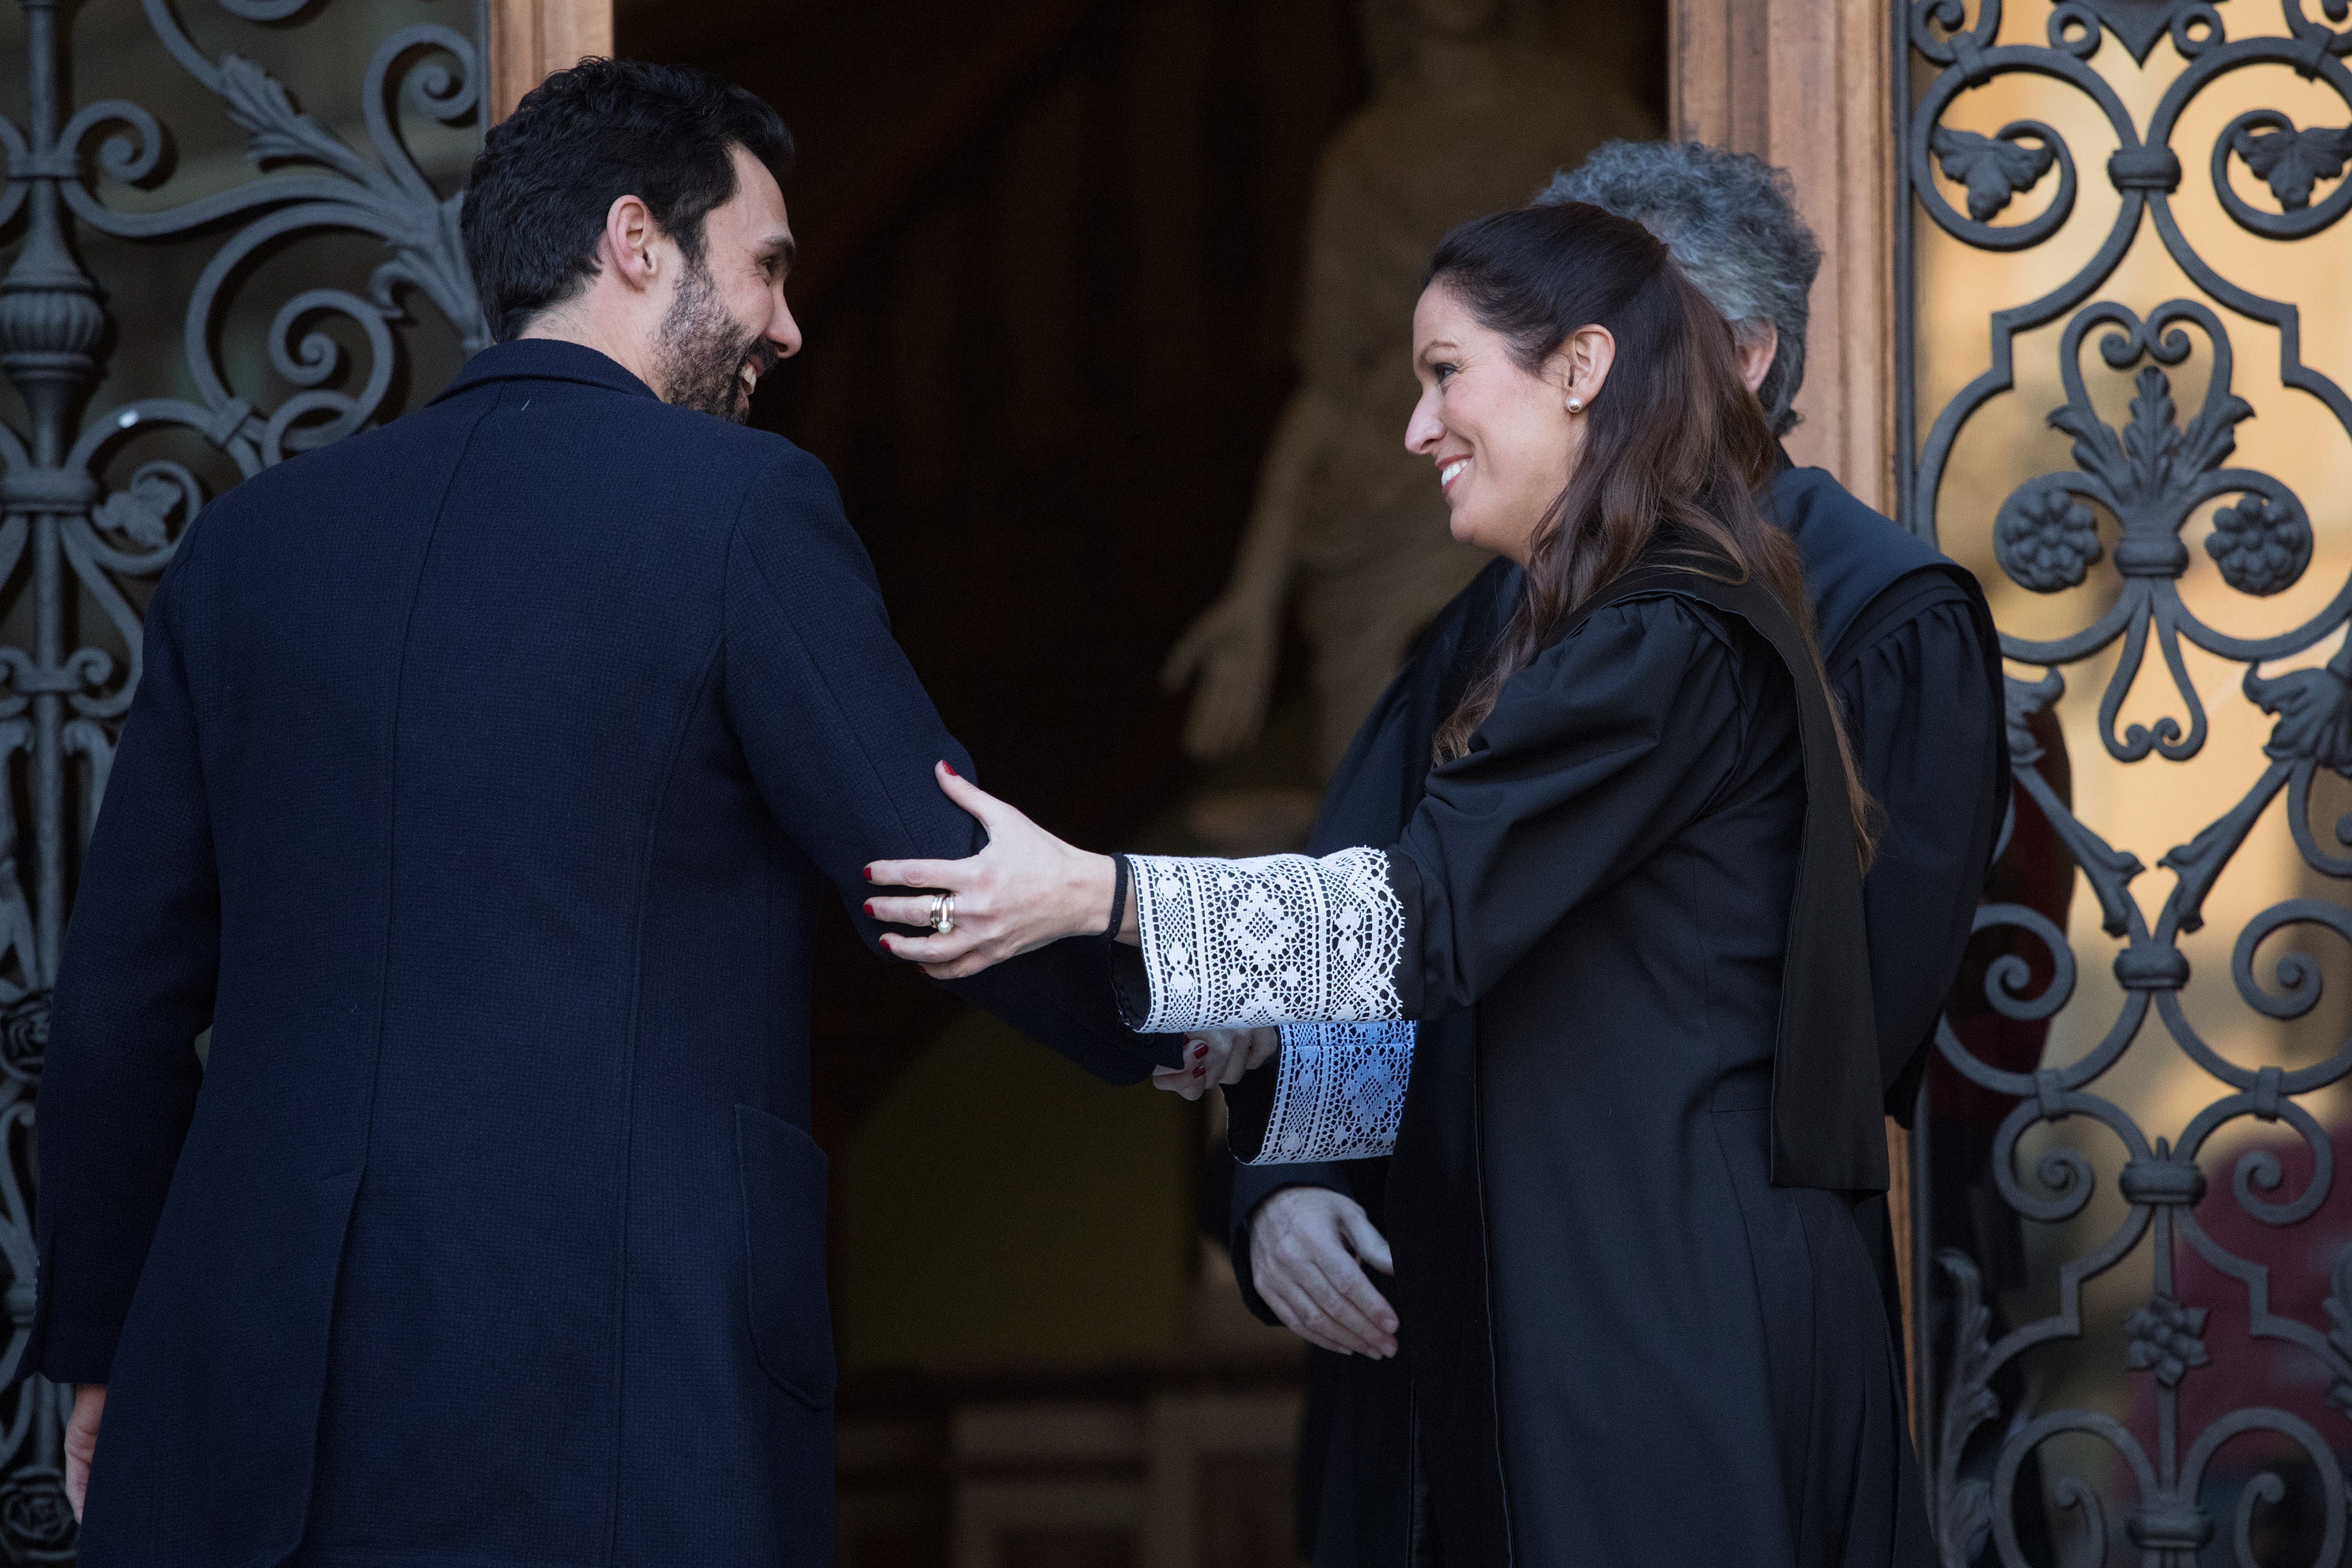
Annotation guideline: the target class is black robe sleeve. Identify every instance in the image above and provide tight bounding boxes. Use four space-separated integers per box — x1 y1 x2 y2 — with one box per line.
1221 561 1519 1313
1827 575 2005 1109
1119 597 1751 1034
1389 597 1752 1019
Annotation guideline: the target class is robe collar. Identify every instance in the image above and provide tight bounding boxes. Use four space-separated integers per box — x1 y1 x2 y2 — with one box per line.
1765 444 1971 665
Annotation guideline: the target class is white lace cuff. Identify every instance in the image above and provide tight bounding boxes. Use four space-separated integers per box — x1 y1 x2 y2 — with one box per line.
1244 1021 1415 1164
1127 849 1406 1033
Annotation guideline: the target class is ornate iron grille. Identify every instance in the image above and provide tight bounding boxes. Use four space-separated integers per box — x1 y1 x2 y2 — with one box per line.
0 0 485 1553
1902 1 2352 1563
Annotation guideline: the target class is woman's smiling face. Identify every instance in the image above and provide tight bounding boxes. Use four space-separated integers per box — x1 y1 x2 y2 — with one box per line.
1404 281 1588 567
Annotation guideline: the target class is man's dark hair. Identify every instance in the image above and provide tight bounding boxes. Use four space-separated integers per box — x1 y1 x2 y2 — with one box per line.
462 59 794 343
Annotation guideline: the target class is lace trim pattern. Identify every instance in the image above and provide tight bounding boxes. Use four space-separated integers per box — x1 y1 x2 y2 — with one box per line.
1246 1021 1416 1164
1128 849 1405 1033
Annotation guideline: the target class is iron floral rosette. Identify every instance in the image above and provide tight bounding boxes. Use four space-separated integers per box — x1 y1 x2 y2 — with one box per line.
0 995 47 1089
0 1468 74 1566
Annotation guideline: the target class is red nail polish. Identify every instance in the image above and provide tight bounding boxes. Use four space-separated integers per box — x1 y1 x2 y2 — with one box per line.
862 867 873 881
863 902 874 917
1192 1066 1205 1078
944 763 958 777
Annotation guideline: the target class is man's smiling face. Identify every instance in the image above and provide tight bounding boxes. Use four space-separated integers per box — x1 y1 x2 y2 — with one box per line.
654 144 802 423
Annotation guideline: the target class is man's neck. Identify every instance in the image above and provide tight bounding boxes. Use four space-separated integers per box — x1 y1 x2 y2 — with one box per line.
518 314 662 396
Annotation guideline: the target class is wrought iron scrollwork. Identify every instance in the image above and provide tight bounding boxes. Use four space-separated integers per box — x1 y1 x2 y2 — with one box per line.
0 0 485 1553
1903 0 2352 1562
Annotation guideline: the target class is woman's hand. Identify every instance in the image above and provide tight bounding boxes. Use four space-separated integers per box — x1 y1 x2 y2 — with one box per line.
1150 1028 1277 1100
864 763 1121 979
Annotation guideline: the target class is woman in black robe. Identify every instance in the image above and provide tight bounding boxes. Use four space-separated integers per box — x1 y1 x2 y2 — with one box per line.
867 204 1929 1565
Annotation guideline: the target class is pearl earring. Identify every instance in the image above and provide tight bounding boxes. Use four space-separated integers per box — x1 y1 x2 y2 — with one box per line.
1566 396 1585 413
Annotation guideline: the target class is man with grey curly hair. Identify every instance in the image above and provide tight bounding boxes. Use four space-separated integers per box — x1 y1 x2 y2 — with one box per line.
1225 141 2011 1568
1539 139 1819 435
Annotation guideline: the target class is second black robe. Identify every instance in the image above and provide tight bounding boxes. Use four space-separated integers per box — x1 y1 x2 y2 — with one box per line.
1122 562 1929 1564
1232 462 2003 1563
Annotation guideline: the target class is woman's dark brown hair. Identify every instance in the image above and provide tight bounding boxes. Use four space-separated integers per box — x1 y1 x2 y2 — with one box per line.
1427 201 1875 867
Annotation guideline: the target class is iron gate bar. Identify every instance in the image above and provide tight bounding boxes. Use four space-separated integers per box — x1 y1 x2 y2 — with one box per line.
0 0 486 1555
1899 2 2352 1564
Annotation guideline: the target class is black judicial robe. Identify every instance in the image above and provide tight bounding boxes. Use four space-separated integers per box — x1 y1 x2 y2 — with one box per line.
1122 560 1916 1563
1227 462 2002 1565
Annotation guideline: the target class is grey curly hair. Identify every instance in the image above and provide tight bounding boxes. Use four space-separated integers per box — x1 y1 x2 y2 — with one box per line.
1538 142 1821 437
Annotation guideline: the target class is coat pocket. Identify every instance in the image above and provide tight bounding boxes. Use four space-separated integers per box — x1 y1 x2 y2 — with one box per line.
734 1104 837 1407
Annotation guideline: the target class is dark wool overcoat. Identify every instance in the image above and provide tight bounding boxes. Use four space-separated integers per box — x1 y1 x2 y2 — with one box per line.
22 340 1157 1567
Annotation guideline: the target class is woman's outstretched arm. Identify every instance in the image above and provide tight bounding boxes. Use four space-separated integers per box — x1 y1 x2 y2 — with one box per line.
867 598 1744 1028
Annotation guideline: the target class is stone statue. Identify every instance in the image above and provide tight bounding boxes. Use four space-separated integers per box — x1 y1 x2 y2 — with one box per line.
1163 0 1657 770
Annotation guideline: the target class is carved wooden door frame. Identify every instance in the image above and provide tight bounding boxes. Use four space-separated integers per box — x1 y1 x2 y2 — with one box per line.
1670 0 1898 513
489 0 612 120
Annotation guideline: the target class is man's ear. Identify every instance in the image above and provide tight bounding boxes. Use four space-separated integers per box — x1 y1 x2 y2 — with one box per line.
600 193 661 292
1736 321 1779 397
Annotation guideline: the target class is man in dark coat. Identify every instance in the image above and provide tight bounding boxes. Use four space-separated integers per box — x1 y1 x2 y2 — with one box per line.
1229 143 2008 1563
21 61 1157 1566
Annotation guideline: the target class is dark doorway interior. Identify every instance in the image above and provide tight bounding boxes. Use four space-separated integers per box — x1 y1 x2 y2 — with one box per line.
618 3 1665 1558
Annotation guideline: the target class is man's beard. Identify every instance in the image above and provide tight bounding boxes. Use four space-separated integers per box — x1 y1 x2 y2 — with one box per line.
655 253 770 424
